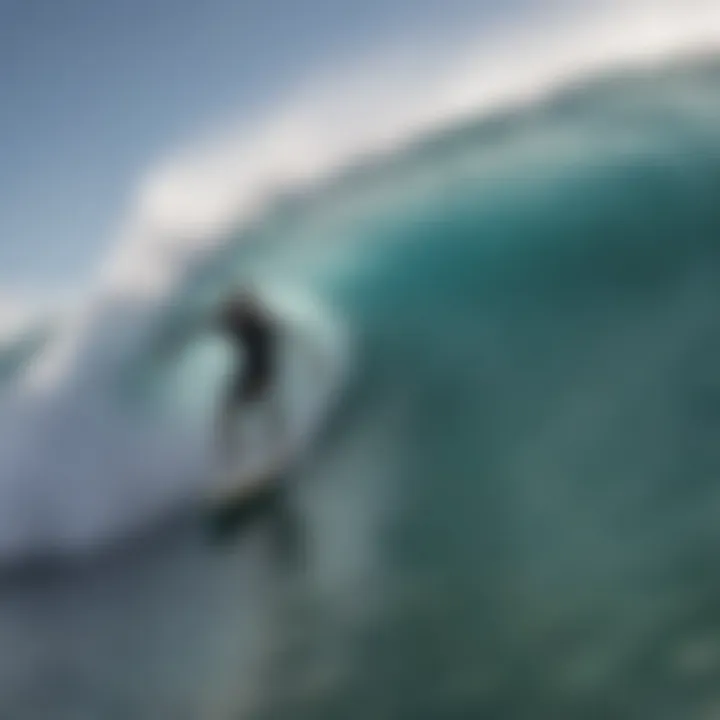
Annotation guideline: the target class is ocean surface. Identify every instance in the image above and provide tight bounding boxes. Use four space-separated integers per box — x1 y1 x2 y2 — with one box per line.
2 52 720 718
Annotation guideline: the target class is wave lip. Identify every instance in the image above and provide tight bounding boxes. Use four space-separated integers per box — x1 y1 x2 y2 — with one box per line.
104 0 720 302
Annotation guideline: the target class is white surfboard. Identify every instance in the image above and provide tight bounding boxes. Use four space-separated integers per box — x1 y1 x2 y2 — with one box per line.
206 283 351 509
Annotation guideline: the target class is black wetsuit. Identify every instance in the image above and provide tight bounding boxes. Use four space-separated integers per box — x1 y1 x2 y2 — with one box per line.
209 299 285 544
221 304 275 405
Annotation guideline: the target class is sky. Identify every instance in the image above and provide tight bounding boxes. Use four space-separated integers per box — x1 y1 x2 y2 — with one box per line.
0 0 524 294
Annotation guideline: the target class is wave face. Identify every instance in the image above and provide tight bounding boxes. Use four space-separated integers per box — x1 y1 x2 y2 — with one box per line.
298 56 720 719
2 54 720 553
1 52 720 558
3 47 720 717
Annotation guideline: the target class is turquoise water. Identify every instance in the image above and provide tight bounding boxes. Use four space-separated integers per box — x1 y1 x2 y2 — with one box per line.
3 55 720 718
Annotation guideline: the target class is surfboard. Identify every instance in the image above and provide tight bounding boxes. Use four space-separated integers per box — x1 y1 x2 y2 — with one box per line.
205 283 350 513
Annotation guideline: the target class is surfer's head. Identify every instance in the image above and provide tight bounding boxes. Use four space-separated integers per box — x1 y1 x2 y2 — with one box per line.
216 289 265 337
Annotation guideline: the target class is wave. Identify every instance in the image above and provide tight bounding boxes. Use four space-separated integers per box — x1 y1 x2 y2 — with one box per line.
2 2 720 563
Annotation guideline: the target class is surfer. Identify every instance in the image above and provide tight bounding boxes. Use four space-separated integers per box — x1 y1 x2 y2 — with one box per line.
208 289 289 542
215 289 277 457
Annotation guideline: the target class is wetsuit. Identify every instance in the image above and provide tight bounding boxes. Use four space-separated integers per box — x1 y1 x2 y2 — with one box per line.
209 297 285 542
219 297 275 405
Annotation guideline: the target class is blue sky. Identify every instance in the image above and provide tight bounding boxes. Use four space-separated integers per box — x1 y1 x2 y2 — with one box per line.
0 0 516 293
